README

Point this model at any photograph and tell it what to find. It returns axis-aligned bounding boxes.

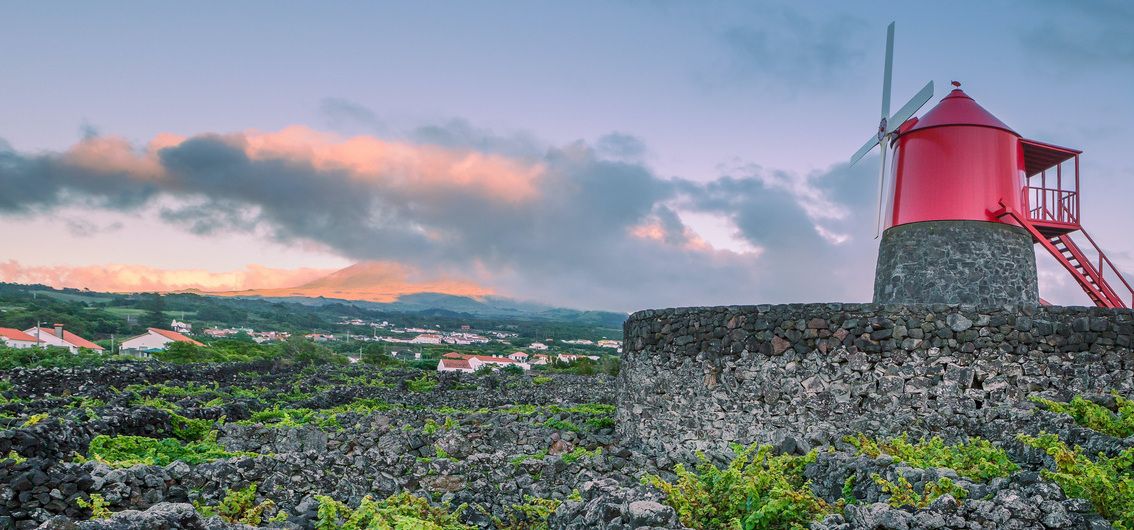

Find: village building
[410,333,443,344]
[23,325,104,353]
[507,351,529,362]
[528,342,548,350]
[437,357,474,373]
[436,352,529,372]
[530,354,550,365]
[170,320,192,334]
[0,328,39,349]
[557,353,599,363]
[121,327,203,354]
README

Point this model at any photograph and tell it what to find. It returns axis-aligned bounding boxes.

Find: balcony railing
[1023,153,1080,228]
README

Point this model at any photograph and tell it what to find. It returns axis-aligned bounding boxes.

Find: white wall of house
[121,331,174,352]
[22,329,78,353]
[0,337,37,349]
[437,359,474,373]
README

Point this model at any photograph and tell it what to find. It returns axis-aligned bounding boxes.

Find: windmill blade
[875,142,890,239]
[885,80,934,134]
[850,135,880,165]
[881,22,895,120]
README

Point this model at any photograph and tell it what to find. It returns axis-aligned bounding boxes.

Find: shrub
[21,412,49,428]
[76,493,112,519]
[561,446,601,464]
[314,492,472,530]
[1031,394,1134,438]
[846,433,1017,481]
[872,475,968,509]
[195,483,276,526]
[86,432,256,467]
[4,450,27,464]
[1019,433,1134,529]
[543,418,581,433]
[407,373,439,393]
[532,376,552,385]
[643,444,831,529]
[487,496,561,530]
[170,414,214,442]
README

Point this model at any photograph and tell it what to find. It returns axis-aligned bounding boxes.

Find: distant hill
[227,292,626,328]
[203,262,627,327]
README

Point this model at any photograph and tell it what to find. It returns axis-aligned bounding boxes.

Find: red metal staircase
[1000,206,1132,308]
[993,140,1133,308]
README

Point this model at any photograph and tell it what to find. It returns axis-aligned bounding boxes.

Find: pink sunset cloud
[0,260,334,293]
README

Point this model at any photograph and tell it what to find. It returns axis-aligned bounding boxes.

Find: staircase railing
[1073,228,1134,308]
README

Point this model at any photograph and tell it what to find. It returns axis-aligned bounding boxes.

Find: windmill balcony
[1020,139,1081,237]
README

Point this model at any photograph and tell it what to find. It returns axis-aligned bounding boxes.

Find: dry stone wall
[618,303,1134,457]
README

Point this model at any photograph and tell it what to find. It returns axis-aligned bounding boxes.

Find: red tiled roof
[30,327,104,351]
[149,328,204,346]
[439,358,472,369]
[0,328,38,342]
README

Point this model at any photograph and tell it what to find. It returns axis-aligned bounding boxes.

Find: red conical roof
[907,88,1018,136]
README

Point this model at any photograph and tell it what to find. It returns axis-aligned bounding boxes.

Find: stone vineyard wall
[617,303,1134,457]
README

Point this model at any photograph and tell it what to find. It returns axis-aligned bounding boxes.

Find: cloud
[0,260,334,293]
[1019,0,1134,71]
[63,218,123,237]
[320,97,385,134]
[714,8,868,90]
[0,122,881,310]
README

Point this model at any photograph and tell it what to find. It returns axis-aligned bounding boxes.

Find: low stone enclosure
[5,305,1134,529]
[618,303,1134,458]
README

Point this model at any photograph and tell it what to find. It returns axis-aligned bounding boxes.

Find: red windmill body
[855,24,1132,307]
[885,86,1132,307]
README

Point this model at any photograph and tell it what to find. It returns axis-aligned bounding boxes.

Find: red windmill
[852,23,1132,308]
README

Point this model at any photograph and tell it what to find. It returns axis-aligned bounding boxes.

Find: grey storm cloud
[1019,0,1134,70]
[0,124,881,311]
[716,8,868,89]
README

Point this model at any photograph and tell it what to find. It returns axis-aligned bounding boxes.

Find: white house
[528,342,548,351]
[530,354,550,365]
[170,320,192,334]
[557,353,599,363]
[437,357,475,373]
[436,352,529,372]
[121,328,203,353]
[411,333,443,344]
[0,328,39,349]
[22,325,104,353]
[507,351,529,362]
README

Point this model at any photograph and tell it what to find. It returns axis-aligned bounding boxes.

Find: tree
[361,343,392,366]
[143,293,167,329]
[279,336,344,365]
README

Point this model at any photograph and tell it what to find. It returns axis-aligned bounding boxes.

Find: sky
[0,1,1132,312]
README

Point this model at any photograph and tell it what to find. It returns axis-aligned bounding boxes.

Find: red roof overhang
[1021,138,1081,177]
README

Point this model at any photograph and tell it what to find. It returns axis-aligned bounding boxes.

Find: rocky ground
[0,361,1127,529]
